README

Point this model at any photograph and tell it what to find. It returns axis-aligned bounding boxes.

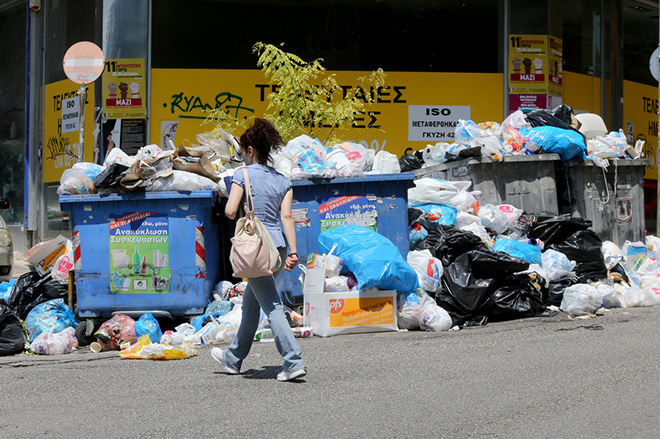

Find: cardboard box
[303,270,398,337]
[26,235,70,275]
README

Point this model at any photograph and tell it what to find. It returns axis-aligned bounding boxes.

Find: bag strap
[241,167,255,215]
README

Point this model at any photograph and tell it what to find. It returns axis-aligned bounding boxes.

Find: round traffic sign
[62,41,105,85]
[650,47,659,82]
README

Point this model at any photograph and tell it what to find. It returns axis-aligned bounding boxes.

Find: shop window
[152,0,502,73]
[0,3,26,225]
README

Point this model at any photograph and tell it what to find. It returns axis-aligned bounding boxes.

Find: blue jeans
[224,248,305,372]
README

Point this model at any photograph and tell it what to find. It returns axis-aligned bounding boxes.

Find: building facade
[0,0,658,251]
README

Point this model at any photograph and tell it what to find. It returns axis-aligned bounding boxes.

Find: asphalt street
[1,304,659,439]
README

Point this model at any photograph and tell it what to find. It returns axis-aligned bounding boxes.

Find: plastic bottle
[132,246,141,274]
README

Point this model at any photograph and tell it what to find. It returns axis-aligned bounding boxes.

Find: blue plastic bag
[25,298,78,343]
[205,300,233,317]
[526,126,587,160]
[134,312,162,344]
[318,225,420,294]
[493,239,542,265]
[0,279,16,303]
[415,204,457,225]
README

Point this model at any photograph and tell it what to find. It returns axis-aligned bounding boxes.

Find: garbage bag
[30,327,78,355]
[619,286,656,308]
[477,204,509,234]
[0,303,25,356]
[528,214,591,246]
[399,152,424,172]
[134,313,162,345]
[397,290,436,330]
[560,284,604,315]
[487,274,546,320]
[407,250,443,293]
[93,163,129,188]
[493,238,542,265]
[318,225,420,294]
[205,300,234,317]
[57,167,96,195]
[8,272,68,320]
[94,314,137,350]
[526,126,587,161]
[373,150,401,173]
[544,277,578,305]
[0,279,16,303]
[419,302,453,331]
[504,212,538,238]
[415,224,487,267]
[526,105,580,132]
[25,298,78,343]
[444,146,481,162]
[541,249,577,282]
[413,204,457,225]
[438,250,529,324]
[547,230,608,283]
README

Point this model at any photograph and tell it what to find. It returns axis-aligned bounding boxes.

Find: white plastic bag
[621,240,648,271]
[592,283,621,308]
[104,147,136,167]
[397,291,436,330]
[455,212,482,228]
[147,170,218,191]
[372,150,401,174]
[421,142,451,165]
[497,205,522,225]
[215,305,243,343]
[601,240,625,270]
[560,284,604,316]
[406,249,443,293]
[325,276,349,292]
[30,327,78,355]
[477,204,509,234]
[419,302,453,332]
[408,178,472,207]
[541,249,577,282]
[646,235,660,257]
[619,287,656,308]
[57,168,95,195]
[446,190,480,215]
[501,110,531,130]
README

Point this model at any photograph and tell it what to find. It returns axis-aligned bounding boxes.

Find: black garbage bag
[528,214,592,246]
[0,303,25,356]
[503,212,539,238]
[487,274,547,321]
[544,277,578,306]
[415,225,486,266]
[547,230,608,283]
[7,272,68,320]
[444,146,482,162]
[434,250,530,326]
[526,104,581,133]
[399,152,424,172]
[94,163,130,188]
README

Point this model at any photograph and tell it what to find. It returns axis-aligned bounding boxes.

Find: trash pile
[399,105,645,172]
[56,128,404,197]
[400,175,660,329]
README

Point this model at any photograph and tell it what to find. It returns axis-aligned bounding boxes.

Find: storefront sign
[408,105,471,142]
[43,80,95,183]
[61,97,80,134]
[623,80,659,180]
[109,212,171,294]
[103,58,146,119]
[150,69,504,157]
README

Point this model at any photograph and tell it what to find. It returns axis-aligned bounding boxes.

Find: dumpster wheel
[75,320,98,347]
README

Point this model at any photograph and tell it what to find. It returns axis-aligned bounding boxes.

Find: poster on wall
[318,196,378,233]
[103,58,146,119]
[150,69,504,157]
[109,212,171,294]
[508,34,563,114]
[43,80,95,183]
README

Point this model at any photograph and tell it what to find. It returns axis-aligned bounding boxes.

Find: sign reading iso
[408,105,471,142]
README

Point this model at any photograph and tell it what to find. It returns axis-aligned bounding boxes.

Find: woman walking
[211,118,306,382]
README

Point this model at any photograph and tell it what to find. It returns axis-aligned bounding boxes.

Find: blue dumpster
[59,191,220,319]
[276,173,416,307]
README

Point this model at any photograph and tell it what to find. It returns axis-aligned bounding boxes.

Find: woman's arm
[224,183,244,220]
[280,189,298,271]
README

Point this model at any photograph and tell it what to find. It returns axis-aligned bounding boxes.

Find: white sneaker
[211,348,240,375]
[277,368,307,382]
